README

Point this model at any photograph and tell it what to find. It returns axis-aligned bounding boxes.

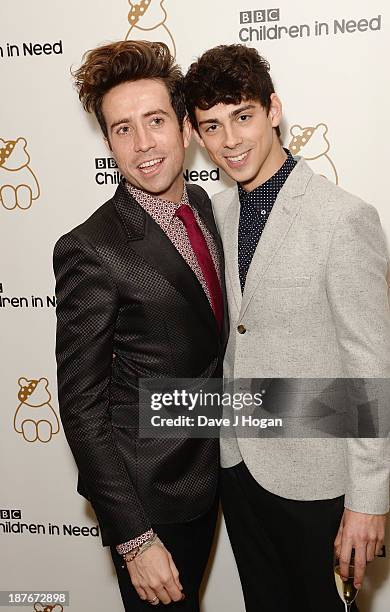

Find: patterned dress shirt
[238,149,297,292]
[128,183,221,303]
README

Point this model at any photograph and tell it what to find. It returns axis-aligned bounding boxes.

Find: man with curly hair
[184,44,390,611]
[54,40,227,611]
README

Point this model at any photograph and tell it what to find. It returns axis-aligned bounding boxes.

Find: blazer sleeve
[53,230,152,544]
[326,200,390,514]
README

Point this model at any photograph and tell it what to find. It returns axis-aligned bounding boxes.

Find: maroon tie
[175,204,223,331]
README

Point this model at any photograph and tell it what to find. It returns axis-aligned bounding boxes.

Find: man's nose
[133,126,156,152]
[223,125,243,149]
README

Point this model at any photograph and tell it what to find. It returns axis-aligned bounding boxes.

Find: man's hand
[126,540,184,605]
[334,508,387,589]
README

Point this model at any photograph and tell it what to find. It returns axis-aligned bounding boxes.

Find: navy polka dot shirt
[238,149,297,292]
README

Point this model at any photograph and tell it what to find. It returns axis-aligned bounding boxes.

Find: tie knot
[175,203,196,226]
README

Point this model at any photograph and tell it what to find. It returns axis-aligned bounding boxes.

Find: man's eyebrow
[110,109,170,131]
[110,117,131,130]
[143,108,170,119]
[230,104,256,117]
[198,104,257,126]
[198,117,220,127]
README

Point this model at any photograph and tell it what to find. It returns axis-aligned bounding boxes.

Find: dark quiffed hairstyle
[73,40,186,138]
[184,44,279,136]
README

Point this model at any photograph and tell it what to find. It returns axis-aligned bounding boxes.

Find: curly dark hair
[184,44,279,136]
[73,40,186,138]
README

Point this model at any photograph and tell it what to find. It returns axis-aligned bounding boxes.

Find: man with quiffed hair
[54,40,227,611]
[184,44,390,612]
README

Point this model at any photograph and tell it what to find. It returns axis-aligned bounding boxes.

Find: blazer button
[237,324,246,334]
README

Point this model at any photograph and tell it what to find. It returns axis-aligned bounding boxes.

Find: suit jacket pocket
[257,276,312,316]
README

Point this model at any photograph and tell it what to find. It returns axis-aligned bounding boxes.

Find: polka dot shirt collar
[237,149,297,292]
[238,148,296,208]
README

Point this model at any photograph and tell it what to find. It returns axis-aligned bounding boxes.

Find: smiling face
[102,78,190,202]
[194,94,285,191]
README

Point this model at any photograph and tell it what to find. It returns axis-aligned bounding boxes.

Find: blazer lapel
[113,181,218,335]
[240,159,313,320]
[221,188,242,315]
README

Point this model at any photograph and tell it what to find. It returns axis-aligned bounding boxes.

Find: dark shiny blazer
[54,181,228,546]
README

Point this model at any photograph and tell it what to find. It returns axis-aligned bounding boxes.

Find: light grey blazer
[212,158,390,514]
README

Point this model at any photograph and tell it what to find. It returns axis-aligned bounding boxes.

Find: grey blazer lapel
[221,187,242,314]
[240,158,313,319]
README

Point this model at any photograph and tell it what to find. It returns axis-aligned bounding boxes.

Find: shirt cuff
[116,528,154,555]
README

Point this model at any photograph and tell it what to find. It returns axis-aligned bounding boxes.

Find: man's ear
[269,93,283,128]
[192,128,206,149]
[104,136,112,152]
[182,116,192,149]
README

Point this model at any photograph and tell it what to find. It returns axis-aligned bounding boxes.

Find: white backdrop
[1,1,389,610]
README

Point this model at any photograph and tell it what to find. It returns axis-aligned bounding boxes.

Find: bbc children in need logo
[0,40,63,59]
[94,156,220,186]
[0,508,99,538]
[238,8,382,42]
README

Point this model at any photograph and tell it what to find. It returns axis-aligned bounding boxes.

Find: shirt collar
[238,148,296,205]
[126,182,189,231]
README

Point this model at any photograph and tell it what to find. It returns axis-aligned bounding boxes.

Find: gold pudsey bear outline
[288,123,338,185]
[125,0,176,58]
[14,377,60,444]
[0,137,41,210]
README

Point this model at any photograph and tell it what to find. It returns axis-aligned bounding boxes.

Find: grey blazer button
[237,324,246,334]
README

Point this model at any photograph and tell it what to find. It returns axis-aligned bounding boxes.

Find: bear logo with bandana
[288,123,338,184]
[0,137,40,210]
[14,377,60,443]
[125,0,176,58]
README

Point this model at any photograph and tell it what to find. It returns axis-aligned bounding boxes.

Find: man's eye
[117,126,130,135]
[238,114,250,122]
[151,117,164,126]
[206,124,218,133]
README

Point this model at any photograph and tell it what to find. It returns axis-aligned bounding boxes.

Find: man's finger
[134,585,148,601]
[144,586,162,606]
[167,554,183,591]
[334,512,345,560]
[150,598,160,606]
[353,546,367,589]
[334,525,343,559]
[163,576,184,602]
[339,540,353,581]
[155,586,172,605]
[375,542,385,556]
[366,540,376,563]
[128,567,148,601]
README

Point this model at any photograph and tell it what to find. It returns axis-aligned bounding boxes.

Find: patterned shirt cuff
[116,529,154,555]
